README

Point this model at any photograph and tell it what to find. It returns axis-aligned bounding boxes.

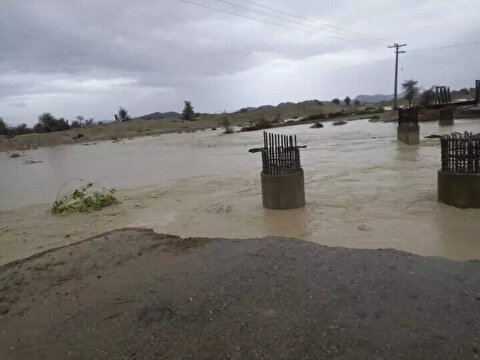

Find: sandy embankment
[0,100,394,152]
[0,118,221,151]
[1,228,479,359]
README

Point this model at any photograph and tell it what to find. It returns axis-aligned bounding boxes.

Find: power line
[180,0,382,44]
[408,40,480,53]
[211,0,379,43]
[180,0,327,36]
[235,0,384,43]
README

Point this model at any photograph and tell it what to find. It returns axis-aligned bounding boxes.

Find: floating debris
[22,159,43,165]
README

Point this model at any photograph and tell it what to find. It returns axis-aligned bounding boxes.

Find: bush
[118,107,130,121]
[51,183,118,214]
[331,98,341,105]
[10,123,32,136]
[419,89,435,107]
[221,116,233,134]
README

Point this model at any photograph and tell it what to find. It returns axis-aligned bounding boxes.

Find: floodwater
[1,119,480,263]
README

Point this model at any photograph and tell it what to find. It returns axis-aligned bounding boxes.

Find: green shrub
[52,183,118,214]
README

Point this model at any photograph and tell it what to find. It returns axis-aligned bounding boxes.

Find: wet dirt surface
[1,228,480,359]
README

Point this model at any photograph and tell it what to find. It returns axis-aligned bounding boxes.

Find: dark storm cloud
[0,0,479,124]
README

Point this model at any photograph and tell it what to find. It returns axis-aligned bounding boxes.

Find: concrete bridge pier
[437,133,480,208]
[397,108,420,145]
[439,108,454,126]
[397,125,420,145]
[261,170,305,210]
[438,171,480,208]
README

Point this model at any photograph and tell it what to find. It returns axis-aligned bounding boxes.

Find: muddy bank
[1,228,480,359]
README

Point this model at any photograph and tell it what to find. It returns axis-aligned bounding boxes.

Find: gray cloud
[7,101,27,108]
[0,0,479,125]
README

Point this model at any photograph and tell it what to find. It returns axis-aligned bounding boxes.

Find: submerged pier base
[439,108,454,126]
[398,108,420,145]
[261,170,305,210]
[397,125,420,145]
[438,171,480,208]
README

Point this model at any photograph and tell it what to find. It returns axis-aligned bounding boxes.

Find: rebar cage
[249,132,304,175]
[440,132,480,174]
[398,107,419,127]
[435,86,452,105]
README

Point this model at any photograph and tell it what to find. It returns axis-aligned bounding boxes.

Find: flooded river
[1,119,480,263]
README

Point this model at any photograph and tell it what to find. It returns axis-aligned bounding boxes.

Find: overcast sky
[1,0,479,125]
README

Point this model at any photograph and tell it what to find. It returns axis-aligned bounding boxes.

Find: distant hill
[137,111,181,120]
[354,94,394,104]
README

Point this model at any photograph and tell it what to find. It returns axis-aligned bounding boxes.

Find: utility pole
[388,43,407,109]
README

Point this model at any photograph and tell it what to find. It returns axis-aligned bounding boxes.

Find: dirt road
[1,228,480,359]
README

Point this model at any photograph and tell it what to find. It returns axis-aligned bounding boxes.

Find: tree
[53,118,70,132]
[0,117,8,135]
[354,100,361,106]
[38,112,57,132]
[401,79,419,107]
[344,96,351,106]
[419,88,435,107]
[118,107,130,121]
[84,118,95,126]
[182,101,195,120]
[75,116,84,125]
[331,98,341,105]
[35,113,70,132]
[70,120,82,128]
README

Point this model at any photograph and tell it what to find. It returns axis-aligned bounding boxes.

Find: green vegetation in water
[52,183,118,214]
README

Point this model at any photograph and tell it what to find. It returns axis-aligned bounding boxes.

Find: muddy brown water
[1,119,480,262]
